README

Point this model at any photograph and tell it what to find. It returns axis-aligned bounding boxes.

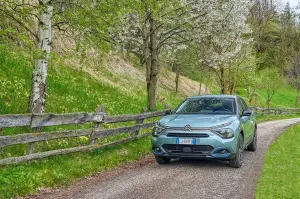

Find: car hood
[158,114,238,128]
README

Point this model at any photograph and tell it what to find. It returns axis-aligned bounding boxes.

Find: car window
[240,98,249,109]
[237,98,244,115]
[176,97,236,115]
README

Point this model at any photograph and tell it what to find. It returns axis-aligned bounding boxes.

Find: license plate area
[176,138,196,145]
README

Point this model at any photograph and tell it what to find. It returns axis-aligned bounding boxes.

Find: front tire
[229,135,244,168]
[247,128,257,152]
[155,156,171,164]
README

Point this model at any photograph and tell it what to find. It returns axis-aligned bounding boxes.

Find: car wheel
[155,156,171,164]
[247,128,257,152]
[229,134,244,168]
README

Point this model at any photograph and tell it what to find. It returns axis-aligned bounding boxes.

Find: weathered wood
[104,110,166,123]
[0,114,32,128]
[91,122,155,139]
[90,105,105,144]
[0,145,97,166]
[134,108,147,136]
[27,142,35,154]
[31,112,105,128]
[0,110,162,129]
[0,132,151,166]
[0,129,92,147]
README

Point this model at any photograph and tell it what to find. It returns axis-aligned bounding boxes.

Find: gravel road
[32,118,300,199]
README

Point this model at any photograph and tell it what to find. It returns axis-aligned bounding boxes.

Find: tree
[28,0,53,113]
[195,0,252,94]
[117,0,192,110]
[261,67,281,109]
[287,52,300,107]
[280,4,300,107]
[0,0,120,113]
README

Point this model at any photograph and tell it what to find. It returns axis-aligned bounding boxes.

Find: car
[151,95,257,168]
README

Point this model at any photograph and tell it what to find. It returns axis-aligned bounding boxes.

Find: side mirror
[165,110,173,115]
[242,109,253,116]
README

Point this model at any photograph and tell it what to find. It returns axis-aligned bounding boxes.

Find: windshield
[175,97,236,115]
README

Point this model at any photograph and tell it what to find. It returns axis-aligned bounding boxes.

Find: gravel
[29,118,300,199]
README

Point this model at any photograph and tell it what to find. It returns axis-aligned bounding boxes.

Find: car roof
[188,94,238,99]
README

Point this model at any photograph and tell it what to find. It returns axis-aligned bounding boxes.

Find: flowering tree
[195,0,252,94]
[117,0,193,110]
[117,0,222,110]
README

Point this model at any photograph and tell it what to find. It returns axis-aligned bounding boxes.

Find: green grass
[256,124,300,199]
[236,83,299,108]
[256,114,300,123]
[0,136,152,199]
[0,46,182,198]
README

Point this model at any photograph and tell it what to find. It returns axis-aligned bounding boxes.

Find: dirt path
[27,118,300,199]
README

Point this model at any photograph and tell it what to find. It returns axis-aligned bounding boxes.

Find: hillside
[0,46,205,117]
[1,45,298,118]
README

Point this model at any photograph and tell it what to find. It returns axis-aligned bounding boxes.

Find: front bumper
[152,134,238,160]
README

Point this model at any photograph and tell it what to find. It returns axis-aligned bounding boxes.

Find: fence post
[134,107,147,137]
[262,106,265,116]
[164,104,170,110]
[28,115,37,155]
[90,105,105,145]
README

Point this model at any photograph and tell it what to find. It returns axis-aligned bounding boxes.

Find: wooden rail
[250,107,300,115]
[0,105,168,166]
[1,106,298,166]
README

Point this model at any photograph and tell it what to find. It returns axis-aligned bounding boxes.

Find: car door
[240,98,255,140]
[238,98,252,144]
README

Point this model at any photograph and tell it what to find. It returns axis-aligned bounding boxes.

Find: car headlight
[211,128,234,139]
[152,125,166,137]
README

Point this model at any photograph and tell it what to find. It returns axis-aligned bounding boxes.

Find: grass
[236,83,299,108]
[0,46,182,198]
[256,114,300,123]
[0,136,152,199]
[256,124,300,199]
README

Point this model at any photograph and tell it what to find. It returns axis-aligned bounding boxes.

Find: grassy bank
[0,46,182,198]
[256,124,300,199]
[0,136,152,198]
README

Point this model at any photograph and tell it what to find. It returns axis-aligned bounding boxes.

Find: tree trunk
[28,0,52,113]
[175,69,180,93]
[205,84,208,94]
[199,82,202,95]
[296,87,299,108]
[220,67,226,94]
[228,66,234,94]
[229,84,234,94]
[147,14,159,111]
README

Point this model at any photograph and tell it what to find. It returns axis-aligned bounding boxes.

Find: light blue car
[152,95,257,168]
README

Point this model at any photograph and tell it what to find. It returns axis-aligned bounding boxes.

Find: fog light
[217,149,229,154]
[153,147,161,152]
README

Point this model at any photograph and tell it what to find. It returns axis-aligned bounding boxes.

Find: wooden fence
[1,106,299,166]
[0,105,169,166]
[250,107,300,115]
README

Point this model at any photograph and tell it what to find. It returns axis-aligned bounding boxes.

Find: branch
[0,8,38,41]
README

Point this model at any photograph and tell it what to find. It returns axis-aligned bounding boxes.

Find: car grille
[166,133,209,138]
[162,144,213,155]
